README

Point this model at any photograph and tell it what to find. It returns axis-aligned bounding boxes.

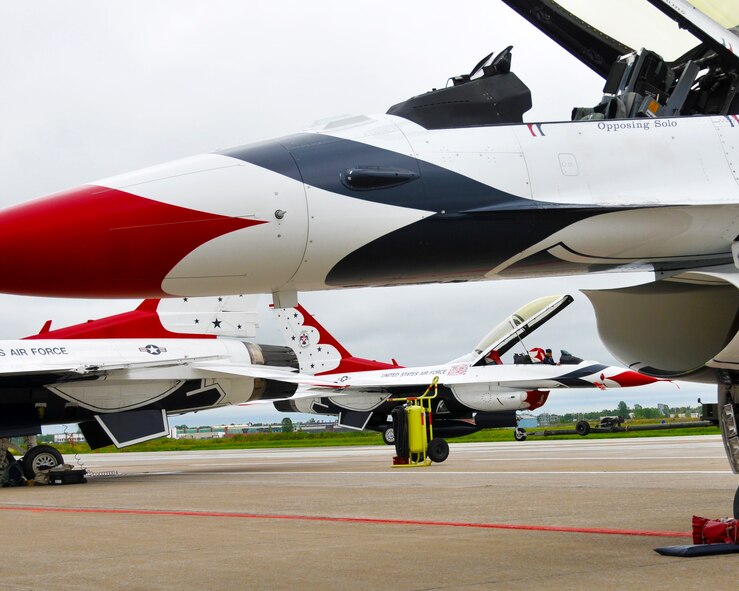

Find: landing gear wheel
[734,485,739,520]
[427,438,450,463]
[514,427,527,441]
[575,421,591,436]
[381,426,395,446]
[22,445,63,480]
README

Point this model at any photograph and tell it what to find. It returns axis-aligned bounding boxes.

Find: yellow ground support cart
[390,377,450,467]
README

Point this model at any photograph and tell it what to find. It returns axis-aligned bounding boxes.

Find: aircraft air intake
[584,270,739,381]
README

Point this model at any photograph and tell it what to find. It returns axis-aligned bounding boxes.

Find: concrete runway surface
[2,435,739,590]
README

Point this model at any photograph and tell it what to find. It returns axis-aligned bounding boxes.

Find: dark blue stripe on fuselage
[219,133,625,286]
[553,364,608,387]
[221,132,534,212]
[221,137,304,182]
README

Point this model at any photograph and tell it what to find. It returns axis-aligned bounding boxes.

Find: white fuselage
[109,115,739,294]
[1,113,736,299]
[287,359,648,414]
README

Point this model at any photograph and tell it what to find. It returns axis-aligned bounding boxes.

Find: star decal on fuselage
[140,344,167,355]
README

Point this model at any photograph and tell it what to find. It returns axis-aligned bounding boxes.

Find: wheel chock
[655,543,739,557]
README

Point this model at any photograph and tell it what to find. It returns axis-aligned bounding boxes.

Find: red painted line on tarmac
[0,505,690,538]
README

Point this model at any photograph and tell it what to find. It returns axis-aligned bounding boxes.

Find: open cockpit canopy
[386,1,737,128]
[501,0,739,117]
[502,0,738,74]
[468,294,574,366]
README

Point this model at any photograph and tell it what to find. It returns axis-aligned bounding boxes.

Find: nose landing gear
[21,445,64,480]
[0,437,66,486]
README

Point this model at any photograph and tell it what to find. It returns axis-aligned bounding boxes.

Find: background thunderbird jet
[0,296,300,479]
[236,295,662,447]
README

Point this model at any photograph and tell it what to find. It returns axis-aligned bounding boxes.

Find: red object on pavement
[692,516,739,544]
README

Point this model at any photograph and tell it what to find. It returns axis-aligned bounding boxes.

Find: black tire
[575,420,591,436]
[734,485,739,520]
[391,406,409,458]
[22,445,63,479]
[514,428,527,442]
[427,438,450,463]
[381,426,395,446]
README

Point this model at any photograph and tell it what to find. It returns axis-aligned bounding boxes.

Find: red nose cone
[608,370,661,387]
[0,185,263,297]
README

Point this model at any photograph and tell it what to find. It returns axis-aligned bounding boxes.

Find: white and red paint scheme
[0,293,658,472]
[0,2,735,388]
[0,1,737,454]
[261,295,661,436]
[0,296,299,465]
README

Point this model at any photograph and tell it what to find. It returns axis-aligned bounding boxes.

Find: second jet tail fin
[273,304,401,375]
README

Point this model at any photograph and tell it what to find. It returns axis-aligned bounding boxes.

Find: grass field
[51,423,721,455]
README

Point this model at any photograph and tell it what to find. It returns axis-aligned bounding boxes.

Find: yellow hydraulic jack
[390,377,450,467]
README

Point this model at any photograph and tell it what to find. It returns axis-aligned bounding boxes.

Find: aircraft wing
[78,355,229,375]
[194,363,342,387]
[0,354,230,378]
[0,363,84,377]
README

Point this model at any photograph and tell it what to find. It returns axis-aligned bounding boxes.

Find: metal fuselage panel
[282,360,638,418]
[1,114,737,298]
[167,114,739,288]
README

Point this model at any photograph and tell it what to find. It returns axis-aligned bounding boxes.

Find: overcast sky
[0,2,702,428]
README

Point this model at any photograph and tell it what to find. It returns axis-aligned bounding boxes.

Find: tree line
[547,402,703,424]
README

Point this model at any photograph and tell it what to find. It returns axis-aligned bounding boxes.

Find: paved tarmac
[2,435,739,590]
